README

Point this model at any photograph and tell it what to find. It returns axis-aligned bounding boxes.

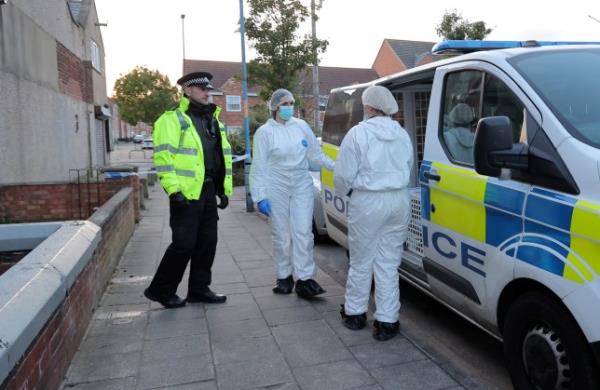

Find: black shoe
[373,320,400,341]
[187,288,227,304]
[144,288,186,309]
[295,279,326,299]
[340,305,366,330]
[273,275,294,294]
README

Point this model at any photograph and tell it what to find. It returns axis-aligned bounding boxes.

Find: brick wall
[212,79,261,128]
[1,189,136,390]
[56,42,92,103]
[0,175,140,223]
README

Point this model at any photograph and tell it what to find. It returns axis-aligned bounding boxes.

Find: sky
[95,0,600,95]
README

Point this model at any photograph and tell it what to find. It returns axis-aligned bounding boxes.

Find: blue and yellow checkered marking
[419,160,600,284]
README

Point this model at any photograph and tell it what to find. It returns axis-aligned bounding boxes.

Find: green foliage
[250,103,271,135]
[245,0,329,101]
[113,66,177,126]
[436,10,492,40]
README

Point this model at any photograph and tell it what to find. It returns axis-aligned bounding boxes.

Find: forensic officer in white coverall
[334,85,414,341]
[250,89,335,298]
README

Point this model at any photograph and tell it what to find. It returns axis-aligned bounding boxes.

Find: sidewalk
[62,185,464,390]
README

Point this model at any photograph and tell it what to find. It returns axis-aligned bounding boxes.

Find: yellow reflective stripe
[225,168,233,175]
[155,165,174,172]
[178,147,197,156]
[430,162,487,242]
[176,169,195,178]
[223,147,232,155]
[565,199,600,283]
[154,144,178,154]
[321,143,338,188]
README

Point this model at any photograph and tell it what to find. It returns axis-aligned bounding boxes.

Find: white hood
[334,116,414,195]
[361,116,403,141]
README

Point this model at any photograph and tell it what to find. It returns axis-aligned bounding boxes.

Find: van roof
[329,44,600,94]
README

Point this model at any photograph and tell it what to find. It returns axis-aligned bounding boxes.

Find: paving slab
[62,185,462,390]
[136,353,214,390]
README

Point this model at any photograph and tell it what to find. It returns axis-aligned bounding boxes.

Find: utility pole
[239,0,254,212]
[311,0,320,134]
[181,14,186,67]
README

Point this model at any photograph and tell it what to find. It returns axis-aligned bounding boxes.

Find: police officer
[144,72,233,308]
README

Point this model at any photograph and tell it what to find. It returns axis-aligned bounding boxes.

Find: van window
[482,74,525,143]
[441,71,526,165]
[440,71,483,164]
[322,87,365,146]
[509,49,600,148]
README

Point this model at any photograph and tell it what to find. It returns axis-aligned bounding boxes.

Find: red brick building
[182,39,436,133]
[372,39,436,77]
[183,59,378,132]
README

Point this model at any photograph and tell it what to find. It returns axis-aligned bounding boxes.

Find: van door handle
[424,171,441,182]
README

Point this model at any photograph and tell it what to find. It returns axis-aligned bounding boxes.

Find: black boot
[187,288,227,304]
[144,288,186,309]
[295,279,326,299]
[373,320,400,341]
[273,275,295,294]
[340,305,367,330]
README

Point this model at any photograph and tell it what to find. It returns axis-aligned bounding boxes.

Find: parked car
[142,137,153,149]
[320,40,600,389]
[133,134,144,143]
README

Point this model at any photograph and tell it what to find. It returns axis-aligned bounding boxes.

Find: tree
[245,0,329,101]
[113,66,177,126]
[436,10,492,40]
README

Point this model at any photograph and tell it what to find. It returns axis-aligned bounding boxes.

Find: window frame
[438,69,485,167]
[90,39,102,72]
[226,95,242,112]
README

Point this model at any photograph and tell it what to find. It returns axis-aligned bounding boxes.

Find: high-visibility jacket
[153,97,233,200]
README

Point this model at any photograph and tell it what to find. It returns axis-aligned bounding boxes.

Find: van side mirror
[474,116,529,177]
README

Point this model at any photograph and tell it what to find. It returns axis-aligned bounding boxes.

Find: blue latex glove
[257,199,272,217]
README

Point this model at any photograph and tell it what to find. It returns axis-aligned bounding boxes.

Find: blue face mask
[278,105,294,121]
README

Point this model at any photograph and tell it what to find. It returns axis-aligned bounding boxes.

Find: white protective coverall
[334,115,414,323]
[250,117,335,280]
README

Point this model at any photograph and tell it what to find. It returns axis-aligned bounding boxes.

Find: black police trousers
[148,180,218,297]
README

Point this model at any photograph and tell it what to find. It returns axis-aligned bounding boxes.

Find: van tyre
[503,291,600,390]
[312,220,326,244]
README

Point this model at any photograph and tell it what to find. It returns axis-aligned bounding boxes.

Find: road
[314,239,513,390]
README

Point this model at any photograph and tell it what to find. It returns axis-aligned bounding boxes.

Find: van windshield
[509,49,600,148]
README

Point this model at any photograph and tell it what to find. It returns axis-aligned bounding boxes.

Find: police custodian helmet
[177,72,214,90]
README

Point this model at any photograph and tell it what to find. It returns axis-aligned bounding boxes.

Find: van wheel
[503,291,600,390]
[312,220,326,244]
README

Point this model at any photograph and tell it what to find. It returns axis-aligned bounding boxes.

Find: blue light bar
[431,40,600,55]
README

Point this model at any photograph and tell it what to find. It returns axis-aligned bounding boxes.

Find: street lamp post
[239,0,254,212]
[590,15,600,24]
[181,14,186,66]
[311,0,320,134]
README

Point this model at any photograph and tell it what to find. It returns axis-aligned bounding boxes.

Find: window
[510,49,600,148]
[318,95,329,111]
[440,70,527,166]
[90,40,101,72]
[321,87,365,146]
[440,71,483,165]
[226,95,241,112]
[227,126,242,134]
[481,74,526,143]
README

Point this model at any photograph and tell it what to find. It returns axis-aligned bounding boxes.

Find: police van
[319,41,600,390]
